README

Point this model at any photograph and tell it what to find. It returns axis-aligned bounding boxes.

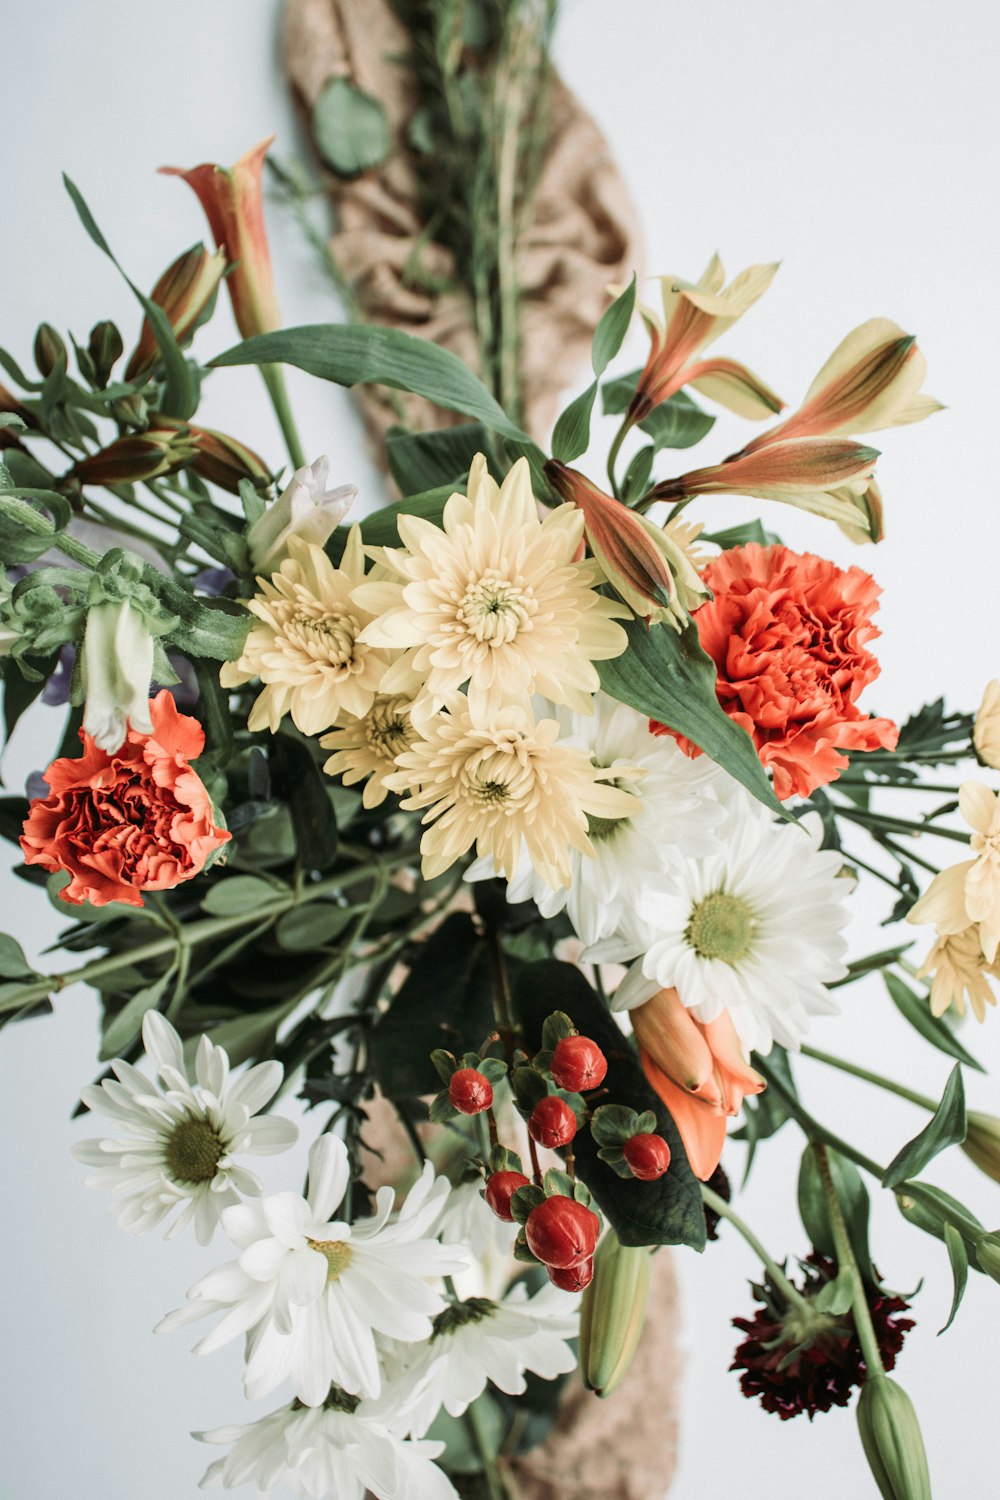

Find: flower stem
[261,363,305,471]
[831,802,970,845]
[465,1396,506,1500]
[800,1044,936,1112]
[700,1184,814,1317]
[813,1142,887,1380]
[606,419,630,498]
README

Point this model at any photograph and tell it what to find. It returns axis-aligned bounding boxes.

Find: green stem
[753,1056,886,1181]
[800,1045,936,1112]
[606,419,630,498]
[831,803,970,844]
[813,1143,887,1379]
[261,363,305,471]
[465,1397,506,1500]
[700,1184,814,1317]
[835,776,963,795]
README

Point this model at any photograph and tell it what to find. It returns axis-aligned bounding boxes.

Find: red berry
[548,1256,594,1292]
[550,1034,608,1093]
[484,1170,531,1222]
[448,1067,493,1115]
[528,1095,578,1149]
[525,1195,600,1268]
[623,1132,671,1181]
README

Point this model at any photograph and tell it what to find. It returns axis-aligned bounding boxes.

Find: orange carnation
[20,691,229,908]
[653,542,897,799]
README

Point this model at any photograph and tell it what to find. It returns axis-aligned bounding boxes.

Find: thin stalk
[831,803,971,845]
[465,1387,506,1500]
[753,1055,885,1182]
[835,776,963,795]
[813,1143,887,1379]
[261,363,305,471]
[800,1044,936,1112]
[700,1184,814,1317]
[606,418,629,498]
[839,845,908,893]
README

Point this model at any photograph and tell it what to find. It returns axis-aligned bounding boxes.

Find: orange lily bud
[70,428,200,486]
[632,987,764,1180]
[160,138,279,341]
[187,425,271,495]
[544,459,709,629]
[125,244,227,381]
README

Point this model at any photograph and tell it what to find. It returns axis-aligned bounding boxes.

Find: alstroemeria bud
[528,1095,578,1149]
[961,1111,1000,1184]
[856,1377,932,1500]
[622,1132,671,1180]
[550,1034,607,1093]
[448,1068,493,1115]
[484,1170,530,1222]
[186,424,271,496]
[974,681,1000,772]
[70,428,199,486]
[973,1231,1000,1282]
[80,599,155,753]
[125,243,227,381]
[579,1232,652,1397]
[651,437,880,513]
[549,1257,594,1292]
[160,139,279,341]
[87,321,124,390]
[544,459,710,630]
[247,457,356,575]
[34,323,67,378]
[525,1195,600,1268]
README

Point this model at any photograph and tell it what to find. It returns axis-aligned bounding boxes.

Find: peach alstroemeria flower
[160,138,279,340]
[544,459,710,629]
[629,255,783,426]
[125,243,227,380]
[631,986,764,1180]
[907,781,1000,964]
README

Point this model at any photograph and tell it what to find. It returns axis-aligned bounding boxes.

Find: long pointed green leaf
[884,971,984,1072]
[939,1223,969,1334]
[592,275,636,376]
[882,1065,967,1188]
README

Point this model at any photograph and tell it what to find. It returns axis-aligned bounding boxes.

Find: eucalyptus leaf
[313,78,391,178]
[200,874,283,917]
[211,325,528,441]
[882,1065,966,1188]
[883,971,984,1072]
[597,617,782,816]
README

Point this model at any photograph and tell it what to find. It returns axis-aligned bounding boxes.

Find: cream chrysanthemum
[916,926,1000,1022]
[321,694,416,809]
[353,455,629,720]
[220,529,391,737]
[907,781,1000,962]
[386,695,640,887]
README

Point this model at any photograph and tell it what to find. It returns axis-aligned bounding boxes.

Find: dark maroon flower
[730,1254,914,1421]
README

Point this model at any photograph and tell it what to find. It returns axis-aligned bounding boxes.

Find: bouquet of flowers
[2,10,998,1498]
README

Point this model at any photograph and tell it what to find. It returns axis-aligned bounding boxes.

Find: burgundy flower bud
[525,1196,600,1269]
[550,1034,608,1093]
[448,1067,493,1115]
[623,1132,672,1181]
[528,1095,578,1149]
[484,1170,531,1223]
[549,1256,594,1292]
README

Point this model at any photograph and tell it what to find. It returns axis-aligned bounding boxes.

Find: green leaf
[270,735,339,874]
[211,325,528,441]
[940,1222,969,1334]
[597,617,782,816]
[621,443,655,503]
[513,960,706,1250]
[814,1267,855,1315]
[798,1143,875,1281]
[0,934,36,980]
[883,971,984,1072]
[701,520,783,550]
[385,424,493,496]
[200,874,283,916]
[602,372,716,449]
[274,902,355,952]
[590,1103,641,1148]
[882,1065,966,1188]
[99,970,173,1060]
[592,275,636,376]
[328,483,455,564]
[733,1044,796,1180]
[426,1391,508,1475]
[550,380,599,464]
[312,78,391,177]
[191,657,233,770]
[3,655,57,744]
[370,913,494,1097]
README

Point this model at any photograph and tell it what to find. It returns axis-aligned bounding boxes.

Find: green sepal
[510,1183,546,1224]
[430,1048,458,1085]
[477,1056,508,1085]
[511,1065,548,1112]
[513,1229,540,1264]
[541,1010,577,1051]
[543,1168,575,1199]
[429,1089,459,1124]
[488,1144,524,1175]
[590,1102,642,1148]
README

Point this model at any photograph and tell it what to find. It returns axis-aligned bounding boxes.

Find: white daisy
[467,695,727,944]
[156,1136,469,1404]
[197,1382,456,1499]
[395,1280,580,1435]
[597,805,850,1053]
[435,1177,517,1301]
[72,1012,297,1244]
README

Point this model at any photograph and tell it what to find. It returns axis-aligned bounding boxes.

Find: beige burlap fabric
[282,0,643,448]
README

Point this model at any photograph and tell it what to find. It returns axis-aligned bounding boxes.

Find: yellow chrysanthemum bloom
[320,694,416,809]
[353,455,629,721]
[906,781,1000,963]
[916,926,1000,1023]
[220,528,391,737]
[385,695,641,888]
[974,680,1000,771]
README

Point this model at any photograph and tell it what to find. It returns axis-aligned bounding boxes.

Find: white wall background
[2,2,999,1496]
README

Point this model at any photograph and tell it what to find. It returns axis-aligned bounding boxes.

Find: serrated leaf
[940,1222,968,1334]
[313,78,391,177]
[883,971,984,1071]
[592,275,636,376]
[882,1065,966,1188]
[211,325,528,441]
[598,616,782,816]
[550,379,598,464]
[201,874,282,916]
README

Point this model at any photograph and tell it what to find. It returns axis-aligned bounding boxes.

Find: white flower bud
[247,456,355,576]
[81,599,154,753]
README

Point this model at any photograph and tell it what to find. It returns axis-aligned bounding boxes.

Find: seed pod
[579,1231,652,1398]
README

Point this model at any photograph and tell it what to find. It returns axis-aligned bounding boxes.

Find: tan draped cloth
[283,5,679,1492]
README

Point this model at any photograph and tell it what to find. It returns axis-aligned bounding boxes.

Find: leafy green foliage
[882,1065,966,1188]
[269,734,339,875]
[602,372,716,449]
[512,959,706,1250]
[883,971,984,1072]
[733,1045,796,1180]
[385,424,495,496]
[798,1143,876,1283]
[312,79,391,177]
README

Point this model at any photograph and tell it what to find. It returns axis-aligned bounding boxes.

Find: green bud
[962,1111,1000,1185]
[34,323,67,378]
[87,321,124,390]
[973,1231,1000,1282]
[856,1377,931,1500]
[578,1231,651,1398]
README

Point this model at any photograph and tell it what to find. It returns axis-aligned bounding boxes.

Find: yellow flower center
[309,1238,354,1281]
[686,891,755,963]
[365,696,412,761]
[164,1119,225,1184]
[460,739,535,812]
[456,570,536,645]
[285,607,361,671]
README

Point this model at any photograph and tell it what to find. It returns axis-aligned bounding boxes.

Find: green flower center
[365,696,412,760]
[458,570,535,644]
[686,891,755,963]
[586,774,636,843]
[164,1119,225,1184]
[431,1296,498,1341]
[309,1238,353,1281]
[293,1385,361,1415]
